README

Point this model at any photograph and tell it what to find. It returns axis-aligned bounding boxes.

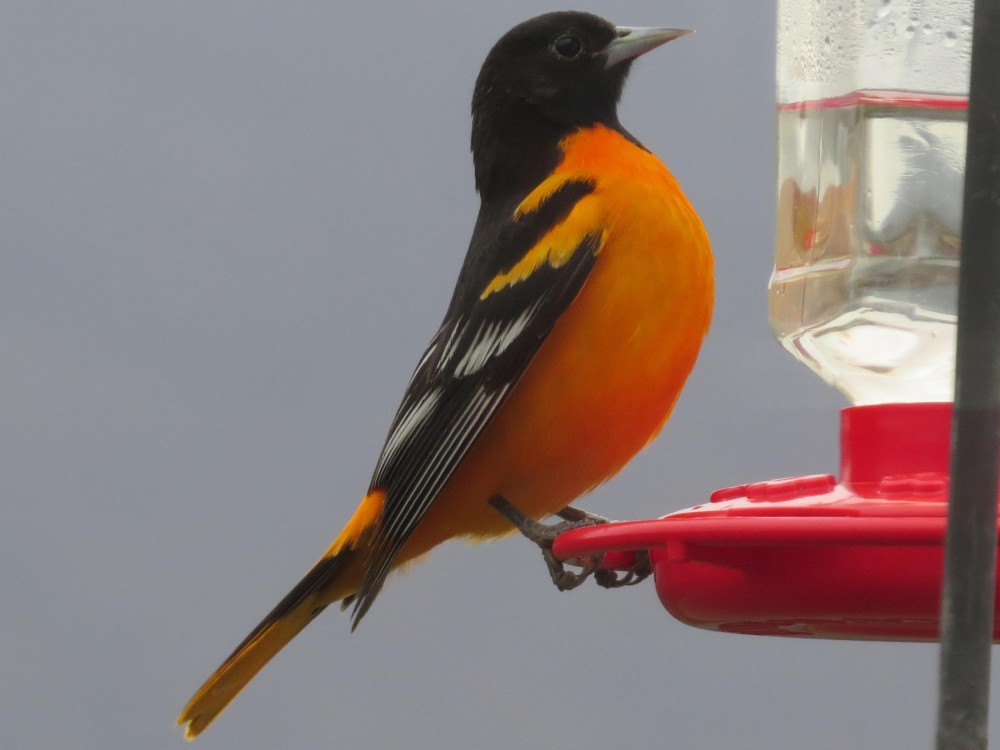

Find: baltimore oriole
[178,11,713,738]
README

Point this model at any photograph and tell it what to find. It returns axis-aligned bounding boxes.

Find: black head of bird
[470,11,689,198]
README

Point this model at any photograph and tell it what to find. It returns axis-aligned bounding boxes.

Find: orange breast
[399,125,713,559]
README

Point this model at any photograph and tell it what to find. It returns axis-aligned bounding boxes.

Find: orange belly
[399,127,714,561]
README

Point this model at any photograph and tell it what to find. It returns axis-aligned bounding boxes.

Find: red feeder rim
[552,402,1000,641]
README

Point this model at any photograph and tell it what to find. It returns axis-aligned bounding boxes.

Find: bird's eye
[551,34,584,60]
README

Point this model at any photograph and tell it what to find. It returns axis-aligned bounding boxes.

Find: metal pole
[936,1,1000,748]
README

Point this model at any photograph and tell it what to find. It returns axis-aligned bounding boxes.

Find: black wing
[350,178,602,625]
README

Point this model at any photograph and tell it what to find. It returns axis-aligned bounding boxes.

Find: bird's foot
[489,495,612,591]
[594,549,652,588]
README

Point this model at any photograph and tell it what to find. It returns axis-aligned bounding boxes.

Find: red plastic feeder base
[552,402,1000,641]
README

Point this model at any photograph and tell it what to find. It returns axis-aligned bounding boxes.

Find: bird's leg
[554,505,610,524]
[489,495,608,591]
[492,497,653,590]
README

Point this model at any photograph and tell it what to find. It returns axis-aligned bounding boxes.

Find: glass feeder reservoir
[769,0,970,405]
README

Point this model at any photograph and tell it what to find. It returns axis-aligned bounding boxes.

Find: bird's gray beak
[603,26,692,69]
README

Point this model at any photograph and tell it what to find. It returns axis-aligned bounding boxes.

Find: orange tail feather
[177,548,357,739]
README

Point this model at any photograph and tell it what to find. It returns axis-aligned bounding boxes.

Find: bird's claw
[491,495,635,591]
[594,549,652,588]
[543,548,601,591]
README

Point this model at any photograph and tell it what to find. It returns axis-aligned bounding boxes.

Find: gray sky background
[4,2,993,749]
